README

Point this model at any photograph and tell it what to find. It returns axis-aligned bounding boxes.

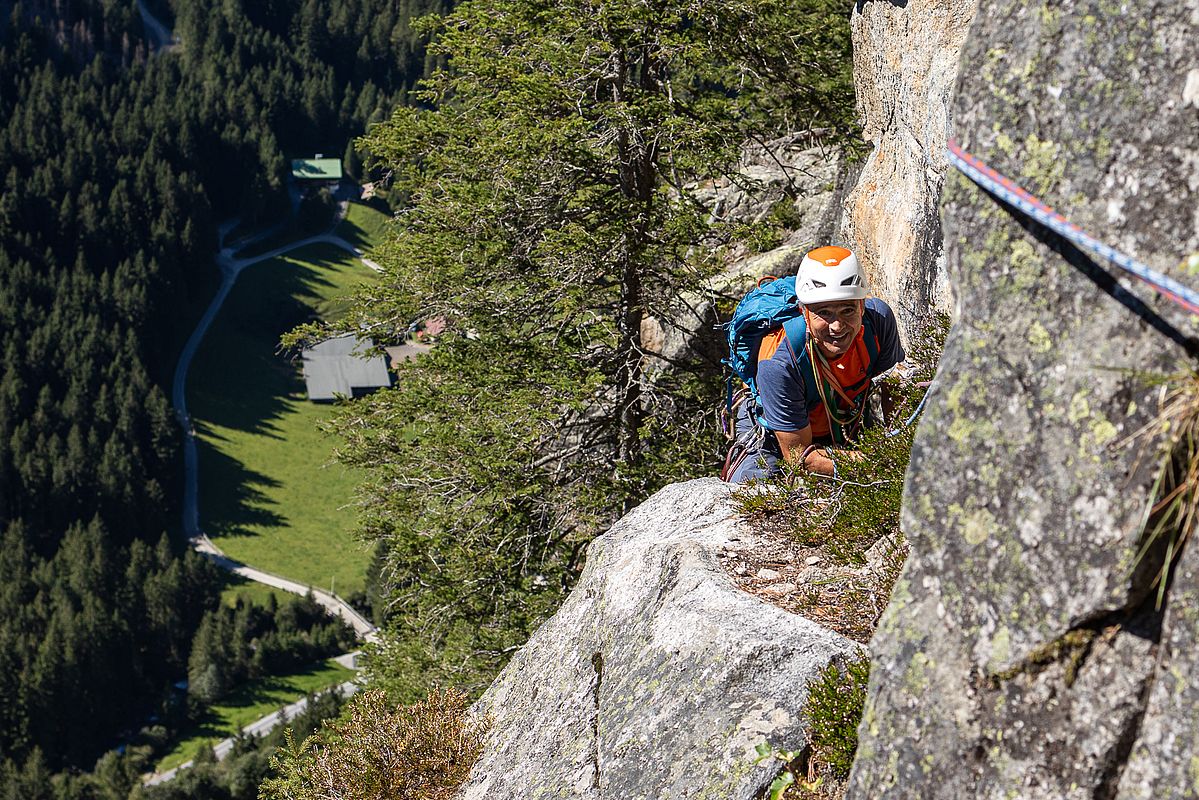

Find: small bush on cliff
[750,655,870,800]
[1131,363,1199,606]
[259,688,488,800]
[732,437,911,643]
[737,315,947,559]
[789,316,947,554]
[805,653,870,780]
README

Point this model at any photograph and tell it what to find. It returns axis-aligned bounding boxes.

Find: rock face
[460,478,863,800]
[691,132,844,247]
[849,2,1199,798]
[841,0,978,338]
[642,135,848,366]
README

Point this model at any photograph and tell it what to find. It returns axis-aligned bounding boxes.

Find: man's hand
[776,427,858,477]
[874,361,911,425]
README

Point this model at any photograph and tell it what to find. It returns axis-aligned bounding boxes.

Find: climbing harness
[720,396,768,482]
[947,139,1199,317]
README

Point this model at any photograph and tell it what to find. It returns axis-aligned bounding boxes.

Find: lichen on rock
[847,0,1199,797]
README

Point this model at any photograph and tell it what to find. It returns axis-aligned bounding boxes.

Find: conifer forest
[0,0,444,793]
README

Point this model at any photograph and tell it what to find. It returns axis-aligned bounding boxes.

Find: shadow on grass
[191,245,351,437]
[218,574,289,612]
[196,425,287,537]
[173,706,227,753]
[229,662,332,708]
[165,661,343,767]
[188,244,368,540]
[234,223,308,259]
[335,218,371,251]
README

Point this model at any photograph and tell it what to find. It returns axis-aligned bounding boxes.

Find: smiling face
[804,299,864,358]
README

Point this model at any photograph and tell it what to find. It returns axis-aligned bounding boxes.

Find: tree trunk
[610,42,661,493]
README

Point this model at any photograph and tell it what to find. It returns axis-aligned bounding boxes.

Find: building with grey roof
[301,335,391,401]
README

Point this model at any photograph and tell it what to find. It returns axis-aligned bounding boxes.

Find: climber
[725,245,906,483]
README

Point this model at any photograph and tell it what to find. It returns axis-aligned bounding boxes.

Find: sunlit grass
[188,242,378,594]
[155,658,354,772]
[218,572,286,609]
[335,200,391,253]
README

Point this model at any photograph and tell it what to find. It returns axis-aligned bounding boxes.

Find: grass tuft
[804,653,870,780]
[1130,368,1199,607]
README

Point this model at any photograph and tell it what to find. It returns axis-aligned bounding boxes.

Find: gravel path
[171,221,384,639]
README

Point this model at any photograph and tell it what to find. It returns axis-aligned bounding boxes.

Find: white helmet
[795,246,869,304]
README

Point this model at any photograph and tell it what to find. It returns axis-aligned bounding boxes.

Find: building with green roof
[290,156,343,185]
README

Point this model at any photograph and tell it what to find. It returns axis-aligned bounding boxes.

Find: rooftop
[301,335,390,401]
[291,157,343,182]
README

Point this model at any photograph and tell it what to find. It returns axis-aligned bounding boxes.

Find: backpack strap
[751,307,881,431]
[862,311,879,369]
[779,315,820,414]
[784,310,882,413]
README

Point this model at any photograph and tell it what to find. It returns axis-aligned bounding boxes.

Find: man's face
[805,300,864,358]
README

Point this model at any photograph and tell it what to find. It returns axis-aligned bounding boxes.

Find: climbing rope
[947,138,1199,317]
[805,333,868,444]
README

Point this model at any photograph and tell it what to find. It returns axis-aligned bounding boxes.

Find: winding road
[134,0,384,784]
[172,224,383,638]
[153,212,385,784]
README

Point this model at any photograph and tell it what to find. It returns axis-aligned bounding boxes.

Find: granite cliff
[457,1,1199,797]
[460,480,863,799]
[849,1,1199,797]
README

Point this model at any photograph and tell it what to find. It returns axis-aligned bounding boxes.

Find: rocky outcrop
[691,132,844,246]
[461,478,863,800]
[849,1,1199,798]
[841,0,978,338]
[642,135,847,366]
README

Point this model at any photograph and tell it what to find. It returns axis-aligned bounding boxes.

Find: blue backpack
[721,275,878,435]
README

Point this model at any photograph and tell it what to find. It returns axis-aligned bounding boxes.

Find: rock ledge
[462,478,862,800]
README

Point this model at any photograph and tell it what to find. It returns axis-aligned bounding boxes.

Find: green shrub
[804,654,870,779]
[765,195,807,233]
[259,688,488,800]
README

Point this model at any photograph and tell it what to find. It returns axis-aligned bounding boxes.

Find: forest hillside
[0,0,443,793]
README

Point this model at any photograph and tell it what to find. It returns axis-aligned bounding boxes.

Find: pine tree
[0,0,450,775]
[307,0,856,695]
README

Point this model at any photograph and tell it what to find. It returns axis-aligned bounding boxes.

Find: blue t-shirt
[756,298,905,433]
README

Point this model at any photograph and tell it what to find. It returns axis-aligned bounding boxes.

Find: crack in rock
[591,650,603,792]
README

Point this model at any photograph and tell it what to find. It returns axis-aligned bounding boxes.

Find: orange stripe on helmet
[806,245,853,266]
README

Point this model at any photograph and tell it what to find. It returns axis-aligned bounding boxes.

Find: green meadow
[335,198,390,252]
[188,240,378,595]
[218,572,286,609]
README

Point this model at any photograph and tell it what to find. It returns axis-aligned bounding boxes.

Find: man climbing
[726,245,906,483]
